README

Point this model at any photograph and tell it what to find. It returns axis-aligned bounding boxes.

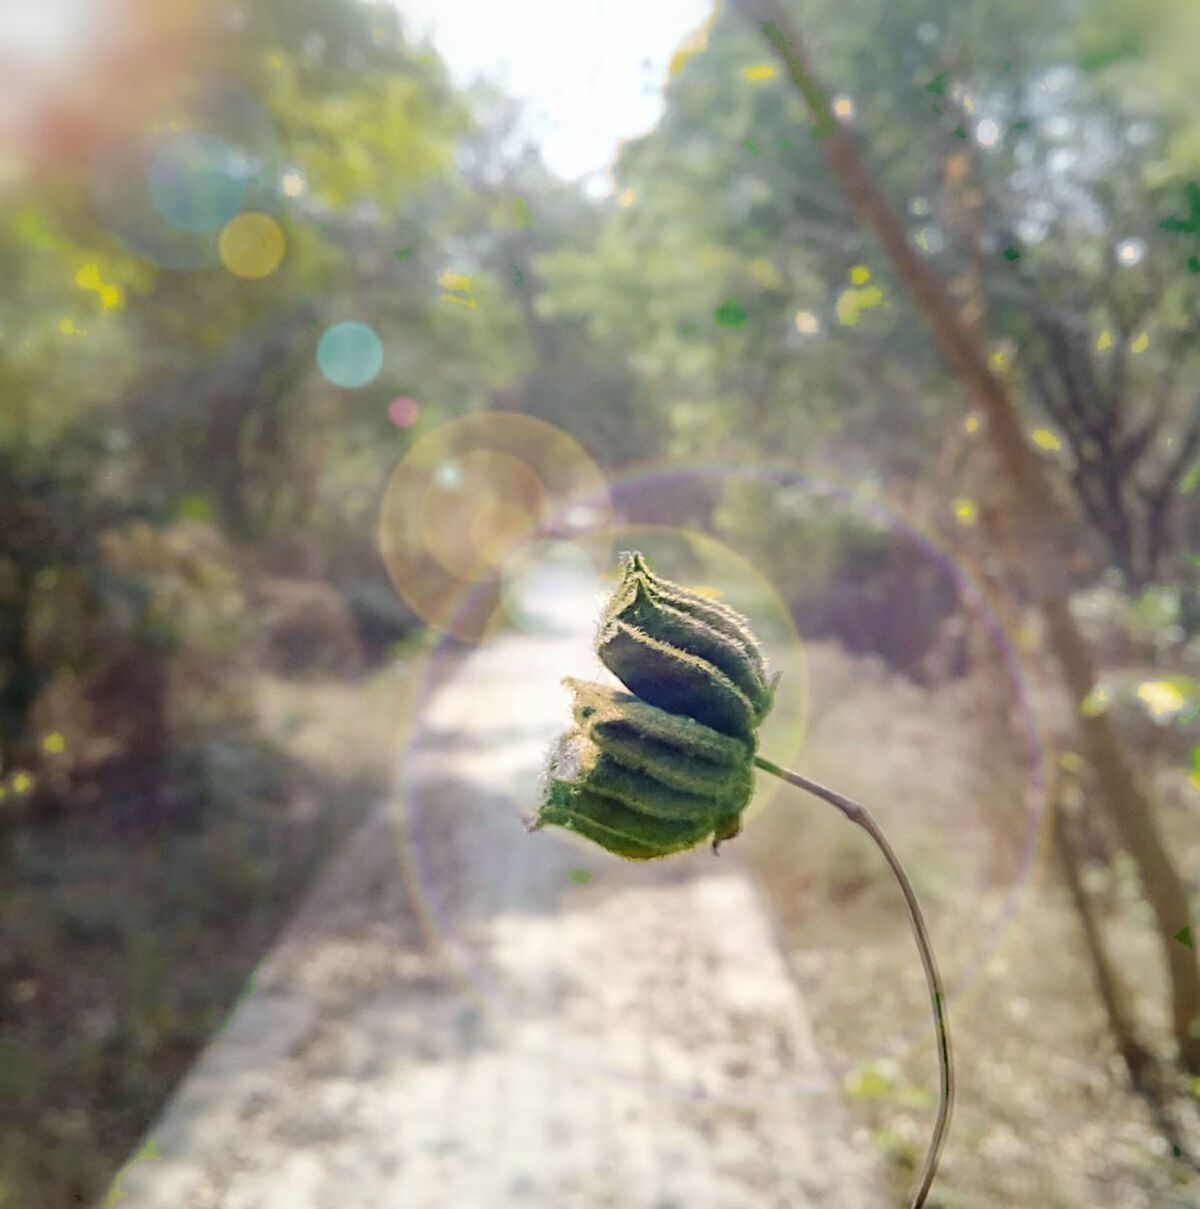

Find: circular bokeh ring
[605,464,1050,1068]
[392,517,810,1068]
[317,321,384,388]
[389,457,1048,1104]
[378,412,614,642]
[219,211,286,279]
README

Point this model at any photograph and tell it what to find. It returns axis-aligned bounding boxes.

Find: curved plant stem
[754,755,954,1209]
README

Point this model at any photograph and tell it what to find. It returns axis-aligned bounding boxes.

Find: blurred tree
[730,0,1200,1080]
[0,0,511,792]
[542,0,1200,600]
[444,87,668,471]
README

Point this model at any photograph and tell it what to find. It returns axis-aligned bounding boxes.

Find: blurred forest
[1,0,1199,1205]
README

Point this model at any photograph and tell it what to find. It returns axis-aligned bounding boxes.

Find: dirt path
[115,607,884,1208]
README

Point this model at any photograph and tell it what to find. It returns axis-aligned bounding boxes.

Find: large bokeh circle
[390,456,1047,1103]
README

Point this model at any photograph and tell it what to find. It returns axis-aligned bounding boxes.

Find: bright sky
[393,0,712,188]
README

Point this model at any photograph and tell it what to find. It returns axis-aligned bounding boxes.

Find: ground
[115,616,883,1208]
[6,602,1198,1208]
[740,643,1200,1209]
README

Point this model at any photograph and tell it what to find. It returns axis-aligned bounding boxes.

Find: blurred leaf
[715,297,748,327]
[845,1057,902,1099]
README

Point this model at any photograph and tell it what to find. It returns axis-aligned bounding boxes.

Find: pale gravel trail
[115,595,884,1209]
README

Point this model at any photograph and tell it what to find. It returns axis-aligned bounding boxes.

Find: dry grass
[740,642,1200,1209]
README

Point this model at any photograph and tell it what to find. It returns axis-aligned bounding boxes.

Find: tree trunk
[736,0,1200,1071]
[1051,782,1156,1096]
[1051,778,1196,1161]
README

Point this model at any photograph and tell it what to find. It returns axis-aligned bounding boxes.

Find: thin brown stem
[755,755,954,1209]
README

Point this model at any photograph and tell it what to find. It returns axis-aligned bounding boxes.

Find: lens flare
[387,396,420,428]
[89,77,283,270]
[389,459,1046,1103]
[500,539,605,637]
[218,211,285,279]
[378,412,612,642]
[317,321,383,388]
[147,132,249,233]
[419,449,547,582]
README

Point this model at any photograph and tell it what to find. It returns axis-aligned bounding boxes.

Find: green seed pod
[609,551,772,710]
[539,769,719,860]
[530,553,773,859]
[568,679,752,793]
[598,551,774,739]
[528,563,954,1209]
[562,730,729,821]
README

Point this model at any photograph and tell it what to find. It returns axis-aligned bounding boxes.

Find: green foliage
[845,1057,903,1099]
[263,51,460,212]
[536,0,1200,591]
[0,4,482,1203]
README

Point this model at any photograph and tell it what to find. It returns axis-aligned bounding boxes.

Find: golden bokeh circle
[378,412,612,642]
[218,211,286,279]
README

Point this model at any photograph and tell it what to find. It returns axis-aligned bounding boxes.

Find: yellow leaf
[748,257,780,288]
[742,63,775,82]
[1096,329,1112,351]
[1030,428,1061,452]
[849,264,871,285]
[952,496,978,526]
[1057,750,1082,773]
[835,289,861,326]
[438,270,471,293]
[1135,680,1186,720]
[1131,332,1149,353]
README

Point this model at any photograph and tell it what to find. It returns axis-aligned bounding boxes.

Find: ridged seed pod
[598,551,774,740]
[532,552,774,859]
[529,559,953,1209]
